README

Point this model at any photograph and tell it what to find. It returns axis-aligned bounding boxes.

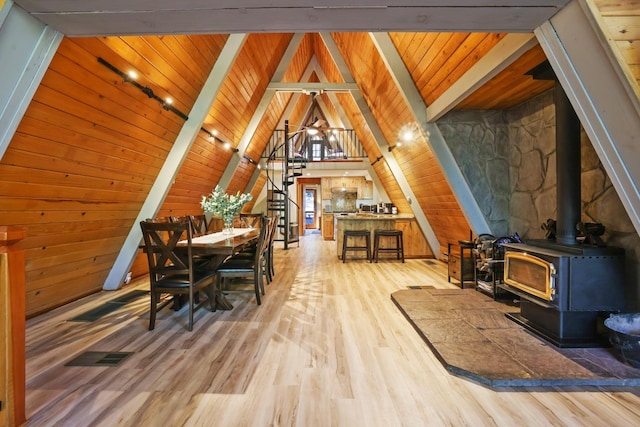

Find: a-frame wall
[1,0,639,315]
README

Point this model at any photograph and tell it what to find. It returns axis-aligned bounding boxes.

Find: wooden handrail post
[1,226,26,427]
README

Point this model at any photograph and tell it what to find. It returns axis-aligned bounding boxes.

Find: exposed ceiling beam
[245,169,264,201]
[268,82,359,93]
[313,37,370,165]
[353,87,442,256]
[13,1,570,36]
[244,34,307,191]
[426,33,538,122]
[318,32,442,255]
[536,0,640,236]
[220,33,306,191]
[276,60,321,130]
[103,34,248,290]
[311,40,358,132]
[370,32,492,239]
[0,5,62,162]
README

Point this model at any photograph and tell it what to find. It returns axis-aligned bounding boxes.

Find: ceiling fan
[286,91,345,138]
[304,118,330,135]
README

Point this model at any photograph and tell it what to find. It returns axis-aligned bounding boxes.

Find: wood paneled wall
[591,0,640,96]
[457,45,553,110]
[0,28,576,316]
[391,32,505,106]
[221,33,301,195]
[244,172,267,213]
[0,35,225,316]
[333,33,471,256]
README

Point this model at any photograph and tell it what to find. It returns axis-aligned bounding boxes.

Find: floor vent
[69,290,148,322]
[65,351,132,367]
[407,285,435,290]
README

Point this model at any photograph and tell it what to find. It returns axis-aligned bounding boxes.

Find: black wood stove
[500,64,627,347]
[501,241,625,347]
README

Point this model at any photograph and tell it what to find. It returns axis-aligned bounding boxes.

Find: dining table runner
[183,228,255,245]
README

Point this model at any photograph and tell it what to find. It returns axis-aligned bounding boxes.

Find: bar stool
[371,229,404,263]
[342,230,371,262]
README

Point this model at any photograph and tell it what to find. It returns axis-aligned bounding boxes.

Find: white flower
[201,185,253,223]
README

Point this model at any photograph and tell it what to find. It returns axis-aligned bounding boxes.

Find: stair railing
[265,120,301,249]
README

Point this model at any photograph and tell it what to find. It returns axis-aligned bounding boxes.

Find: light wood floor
[25,233,640,426]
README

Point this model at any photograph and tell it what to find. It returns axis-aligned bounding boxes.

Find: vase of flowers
[201,185,253,234]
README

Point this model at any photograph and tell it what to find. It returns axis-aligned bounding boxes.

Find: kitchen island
[335,213,432,259]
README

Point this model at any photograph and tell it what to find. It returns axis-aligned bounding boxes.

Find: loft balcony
[263,129,367,163]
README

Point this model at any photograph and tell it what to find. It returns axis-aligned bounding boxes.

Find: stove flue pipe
[555,82,581,245]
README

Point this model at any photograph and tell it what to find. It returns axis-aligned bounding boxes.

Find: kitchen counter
[335,213,414,220]
[336,213,424,259]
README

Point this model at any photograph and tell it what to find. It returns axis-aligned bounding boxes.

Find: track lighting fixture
[243,154,259,166]
[98,57,188,121]
[200,127,239,152]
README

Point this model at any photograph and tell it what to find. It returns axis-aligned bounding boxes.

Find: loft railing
[263,128,365,162]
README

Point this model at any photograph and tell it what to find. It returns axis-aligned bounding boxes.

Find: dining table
[182,227,259,257]
[178,227,260,310]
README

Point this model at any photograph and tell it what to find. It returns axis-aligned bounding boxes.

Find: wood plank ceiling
[3,0,637,316]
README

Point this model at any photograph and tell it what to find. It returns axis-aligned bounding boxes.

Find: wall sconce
[243,154,258,166]
[98,57,189,121]
[371,155,384,166]
[388,142,402,152]
[200,127,239,152]
[396,122,420,146]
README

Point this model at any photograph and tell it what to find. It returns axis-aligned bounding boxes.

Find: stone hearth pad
[391,288,640,387]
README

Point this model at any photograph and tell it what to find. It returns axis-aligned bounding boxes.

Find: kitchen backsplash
[331,191,357,212]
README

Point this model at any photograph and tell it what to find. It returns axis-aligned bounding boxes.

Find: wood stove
[501,241,625,347]
[500,63,627,347]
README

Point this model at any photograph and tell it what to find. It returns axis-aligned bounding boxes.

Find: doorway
[297,178,321,235]
[304,188,317,229]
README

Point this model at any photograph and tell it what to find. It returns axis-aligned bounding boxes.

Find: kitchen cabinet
[322,214,334,240]
[395,219,433,258]
[323,176,372,200]
[321,178,332,200]
[332,176,358,191]
[361,180,373,199]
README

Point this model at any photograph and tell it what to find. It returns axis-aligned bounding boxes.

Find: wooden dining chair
[146,216,172,223]
[215,218,270,305]
[140,219,217,331]
[267,215,279,282]
[189,214,208,236]
[235,215,266,259]
[239,213,264,228]
[207,216,223,233]
[260,215,279,284]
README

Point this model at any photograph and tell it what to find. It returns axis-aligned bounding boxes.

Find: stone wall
[506,89,640,308]
[505,90,556,238]
[439,89,639,308]
[437,111,510,236]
